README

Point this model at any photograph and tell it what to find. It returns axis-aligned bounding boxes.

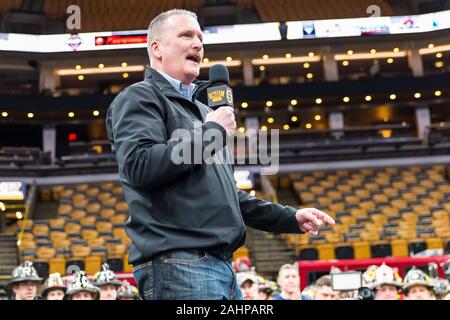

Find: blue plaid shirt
[156,70,198,101]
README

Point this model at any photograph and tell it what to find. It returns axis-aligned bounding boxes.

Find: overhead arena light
[200,60,242,68]
[251,55,321,65]
[57,65,145,76]
[334,51,406,61]
[419,44,450,55]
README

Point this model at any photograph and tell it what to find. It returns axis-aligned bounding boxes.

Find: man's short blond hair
[278,263,298,277]
[315,275,332,288]
[147,9,198,58]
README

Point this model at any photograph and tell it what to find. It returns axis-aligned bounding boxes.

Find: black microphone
[207,64,234,109]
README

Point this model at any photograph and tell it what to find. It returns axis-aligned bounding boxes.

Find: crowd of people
[233,257,450,301]
[1,258,449,300]
[0,261,140,300]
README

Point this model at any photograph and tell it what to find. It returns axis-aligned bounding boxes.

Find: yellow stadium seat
[383,188,399,196]
[107,243,126,259]
[112,186,123,195]
[61,189,74,199]
[21,232,34,241]
[73,198,88,209]
[115,201,128,212]
[100,208,115,218]
[85,256,102,275]
[371,214,387,225]
[88,237,106,248]
[36,247,56,260]
[53,239,71,251]
[70,209,86,220]
[391,239,409,257]
[345,196,359,204]
[426,238,443,250]
[50,232,67,242]
[49,218,65,229]
[86,188,100,197]
[353,241,371,259]
[101,197,117,207]
[72,193,86,202]
[96,221,113,233]
[101,182,114,190]
[80,216,97,226]
[57,204,72,215]
[233,246,249,260]
[111,214,128,225]
[71,246,91,259]
[75,184,89,192]
[19,239,36,250]
[340,216,356,225]
[398,230,417,240]
[98,191,112,200]
[65,223,81,234]
[123,254,133,273]
[51,185,65,200]
[317,244,335,260]
[82,229,99,240]
[325,233,342,244]
[86,202,101,215]
[33,225,49,236]
[49,257,66,275]
[360,232,380,242]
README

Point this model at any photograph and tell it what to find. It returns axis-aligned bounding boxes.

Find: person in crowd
[236,271,259,300]
[402,267,436,300]
[256,275,278,300]
[117,281,141,300]
[363,263,402,300]
[42,272,66,300]
[273,264,302,300]
[93,263,122,300]
[6,261,43,300]
[65,271,100,300]
[313,275,339,300]
[234,256,252,273]
[432,278,449,300]
[106,8,334,300]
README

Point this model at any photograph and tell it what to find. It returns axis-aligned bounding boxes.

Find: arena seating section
[16,182,132,277]
[279,165,450,261]
[252,0,394,22]
[38,0,394,32]
[0,0,21,14]
[0,147,51,167]
[12,164,449,278]
[43,0,205,32]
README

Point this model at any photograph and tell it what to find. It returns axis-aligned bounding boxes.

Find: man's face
[152,14,204,85]
[406,285,436,300]
[46,289,65,300]
[99,284,117,300]
[277,269,300,294]
[375,284,398,300]
[13,281,38,300]
[240,280,258,300]
[314,285,339,300]
[71,291,95,300]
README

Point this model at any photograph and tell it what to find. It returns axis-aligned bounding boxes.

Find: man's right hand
[205,107,236,136]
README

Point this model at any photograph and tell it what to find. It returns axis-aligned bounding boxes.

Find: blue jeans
[133,249,243,300]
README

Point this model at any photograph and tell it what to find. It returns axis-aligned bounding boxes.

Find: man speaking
[106,9,335,300]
